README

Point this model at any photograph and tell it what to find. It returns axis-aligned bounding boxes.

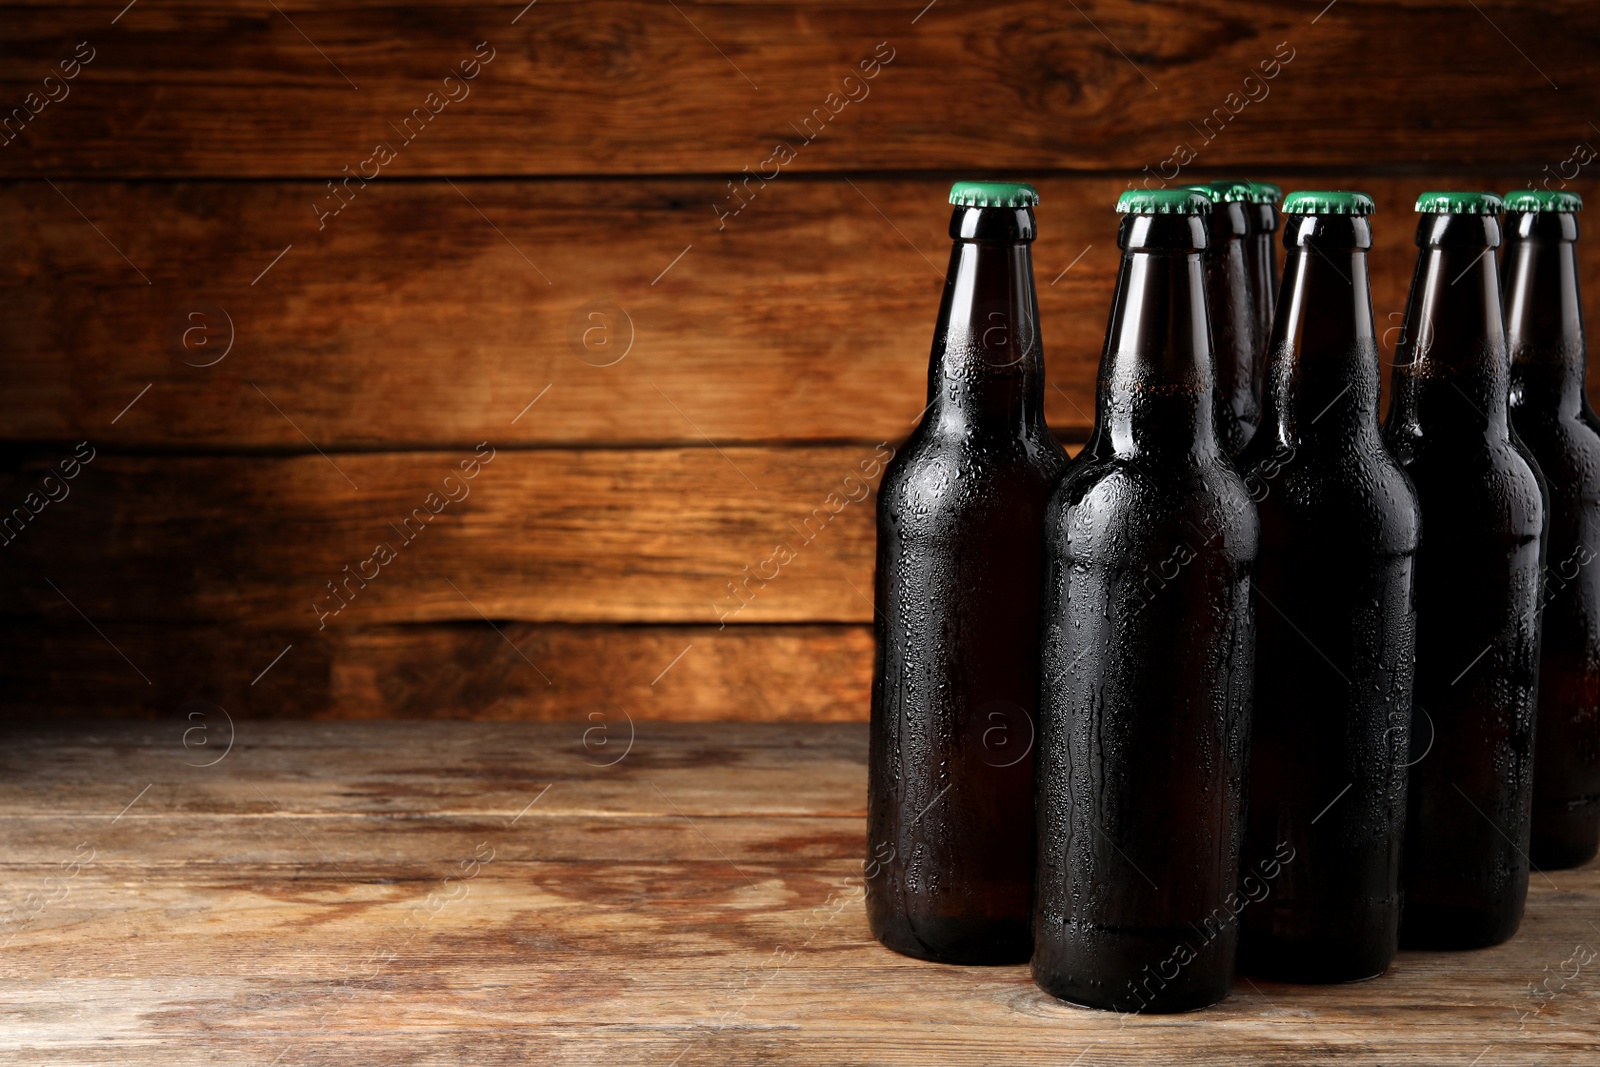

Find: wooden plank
[1,2,1597,177]
[4,175,1597,449]
[0,720,869,818]
[0,446,888,625]
[0,623,872,722]
[0,175,1090,447]
[0,816,866,867]
[0,723,1596,1064]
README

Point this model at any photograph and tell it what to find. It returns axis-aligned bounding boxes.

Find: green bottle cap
[1414,190,1504,215]
[1282,190,1376,216]
[1189,180,1255,204]
[949,181,1039,208]
[1117,188,1213,215]
[1501,189,1583,213]
[1244,181,1283,205]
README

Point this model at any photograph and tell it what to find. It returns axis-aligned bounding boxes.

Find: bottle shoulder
[1509,406,1600,487]
[885,421,1067,474]
[1045,451,1258,560]
[1395,432,1541,476]
[1391,436,1545,538]
[1243,435,1422,549]
[879,424,1067,527]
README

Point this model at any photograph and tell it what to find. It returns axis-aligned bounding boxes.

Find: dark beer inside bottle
[868,186,1065,965]
[1239,197,1420,983]
[1504,202,1600,870]
[1387,198,1545,949]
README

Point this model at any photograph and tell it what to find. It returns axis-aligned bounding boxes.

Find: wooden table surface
[1,721,1596,1065]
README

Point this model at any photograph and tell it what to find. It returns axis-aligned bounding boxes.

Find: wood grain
[0,446,887,625]
[0,721,872,823]
[1,2,1597,177]
[0,622,872,722]
[4,175,1596,449]
[8,2,1600,731]
[1,722,1596,1064]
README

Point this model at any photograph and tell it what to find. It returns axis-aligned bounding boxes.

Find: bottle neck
[1260,215,1381,445]
[927,206,1047,437]
[1204,202,1260,452]
[1387,213,1510,443]
[1092,213,1219,459]
[1248,203,1281,342]
[1504,210,1587,415]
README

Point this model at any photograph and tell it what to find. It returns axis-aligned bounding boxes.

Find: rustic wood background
[3,0,1598,721]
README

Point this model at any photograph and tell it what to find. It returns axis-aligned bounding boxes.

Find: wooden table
[2,721,1596,1065]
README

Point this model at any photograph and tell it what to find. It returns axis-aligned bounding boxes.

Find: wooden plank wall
[2,0,1598,721]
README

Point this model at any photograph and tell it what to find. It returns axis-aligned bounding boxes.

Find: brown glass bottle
[1189,181,1263,454]
[1237,192,1421,982]
[1245,182,1284,367]
[1503,190,1600,870]
[1385,192,1546,948]
[867,182,1068,964]
[1035,188,1258,1013]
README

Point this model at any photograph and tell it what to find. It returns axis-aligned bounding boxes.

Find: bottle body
[1386,209,1546,948]
[1034,209,1258,1013]
[1238,206,1421,982]
[1504,208,1600,870]
[867,201,1067,964]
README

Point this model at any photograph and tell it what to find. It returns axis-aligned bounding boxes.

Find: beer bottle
[1035,187,1258,1012]
[1237,191,1422,982]
[1503,188,1600,869]
[1385,191,1546,948]
[867,181,1068,964]
[1187,180,1263,454]
[1244,182,1284,358]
